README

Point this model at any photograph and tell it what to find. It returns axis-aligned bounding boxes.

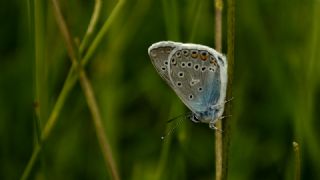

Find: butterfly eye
[182,50,189,56]
[200,51,209,61]
[188,94,194,100]
[191,50,198,58]
[175,50,182,57]
[194,64,199,70]
[178,72,184,78]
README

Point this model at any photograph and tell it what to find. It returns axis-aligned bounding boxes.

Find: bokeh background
[1,0,320,179]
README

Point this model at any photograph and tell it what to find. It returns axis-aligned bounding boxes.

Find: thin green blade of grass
[20,1,126,179]
[50,0,120,178]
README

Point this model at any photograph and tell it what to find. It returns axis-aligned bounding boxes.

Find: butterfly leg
[208,114,233,131]
[225,97,234,103]
[209,121,223,132]
[210,97,234,109]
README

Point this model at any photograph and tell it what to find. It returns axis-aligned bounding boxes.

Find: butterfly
[148,41,228,129]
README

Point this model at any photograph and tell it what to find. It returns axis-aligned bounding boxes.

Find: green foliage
[0,0,319,179]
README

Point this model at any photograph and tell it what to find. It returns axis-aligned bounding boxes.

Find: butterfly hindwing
[167,44,225,113]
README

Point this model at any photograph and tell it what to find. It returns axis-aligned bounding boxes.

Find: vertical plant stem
[34,0,47,127]
[51,0,120,179]
[214,0,223,179]
[214,0,223,52]
[21,0,46,179]
[222,0,235,179]
[293,141,301,180]
[214,0,235,179]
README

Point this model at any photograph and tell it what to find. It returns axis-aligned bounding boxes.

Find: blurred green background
[1,0,320,179]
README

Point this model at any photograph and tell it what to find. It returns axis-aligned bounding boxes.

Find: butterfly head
[190,105,224,125]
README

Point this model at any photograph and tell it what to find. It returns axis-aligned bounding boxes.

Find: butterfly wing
[148,41,180,88]
[167,43,227,114]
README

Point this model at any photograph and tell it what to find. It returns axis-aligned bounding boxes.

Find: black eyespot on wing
[190,80,199,86]
[189,94,194,100]
[171,57,177,65]
[194,64,199,70]
[200,51,209,61]
[182,50,189,56]
[175,50,181,58]
[208,67,215,72]
[178,72,184,77]
[201,67,207,72]
[191,50,198,58]
[210,56,217,65]
[187,62,192,67]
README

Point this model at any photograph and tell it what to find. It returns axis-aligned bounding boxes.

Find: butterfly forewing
[148,42,178,87]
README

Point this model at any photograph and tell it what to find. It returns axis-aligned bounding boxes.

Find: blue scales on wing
[167,45,221,114]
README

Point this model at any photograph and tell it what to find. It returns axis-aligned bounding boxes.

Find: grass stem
[79,0,102,54]
[293,141,301,180]
[51,0,120,179]
[214,0,223,179]
[214,0,235,179]
[21,1,125,179]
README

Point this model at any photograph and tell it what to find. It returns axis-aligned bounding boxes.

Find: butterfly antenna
[166,112,192,123]
[221,114,232,119]
[161,113,191,140]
